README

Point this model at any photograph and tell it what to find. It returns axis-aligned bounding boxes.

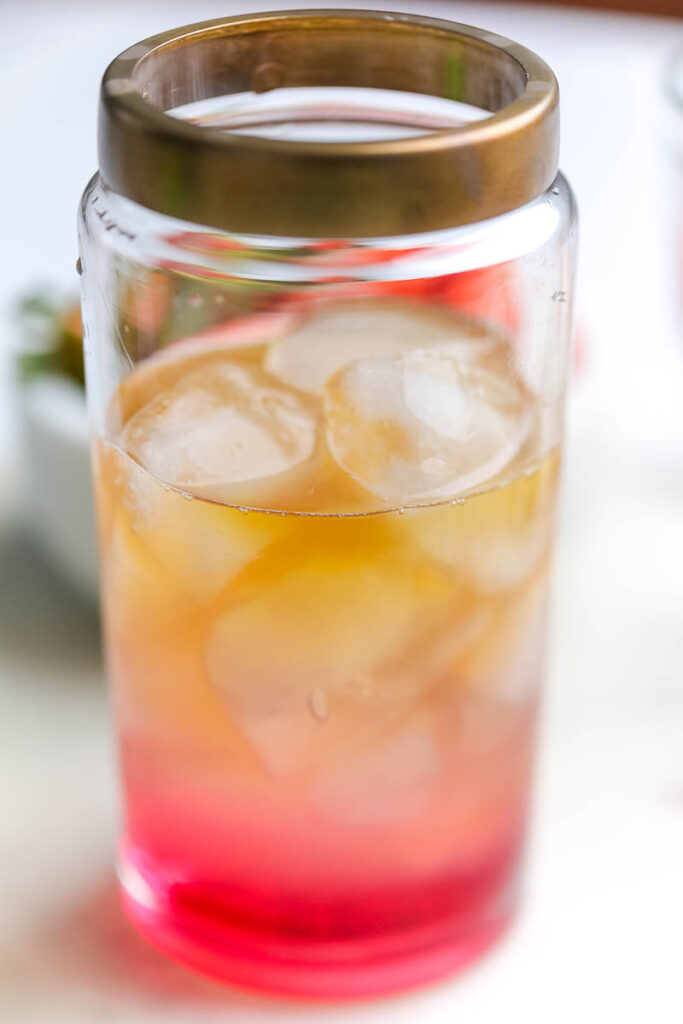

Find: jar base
[118,853,514,1001]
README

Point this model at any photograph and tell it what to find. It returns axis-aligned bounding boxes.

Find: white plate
[16,375,98,600]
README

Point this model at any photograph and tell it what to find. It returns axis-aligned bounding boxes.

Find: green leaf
[16,293,58,319]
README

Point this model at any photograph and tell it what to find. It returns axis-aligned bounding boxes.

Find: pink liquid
[120,850,514,998]
[116,690,534,997]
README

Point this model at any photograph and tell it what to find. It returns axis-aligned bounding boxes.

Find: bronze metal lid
[99,9,560,238]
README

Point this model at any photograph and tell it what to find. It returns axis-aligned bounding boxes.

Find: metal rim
[99,9,560,237]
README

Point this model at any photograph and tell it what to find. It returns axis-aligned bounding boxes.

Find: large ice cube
[204,539,453,775]
[121,360,319,506]
[323,350,531,503]
[265,300,501,395]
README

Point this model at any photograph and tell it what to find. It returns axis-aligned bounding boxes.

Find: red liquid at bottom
[118,829,518,999]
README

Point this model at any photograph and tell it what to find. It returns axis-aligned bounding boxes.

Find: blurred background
[2,1,683,1021]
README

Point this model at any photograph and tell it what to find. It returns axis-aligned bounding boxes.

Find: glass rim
[98,9,560,238]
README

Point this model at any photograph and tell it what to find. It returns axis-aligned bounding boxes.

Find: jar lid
[99,9,559,238]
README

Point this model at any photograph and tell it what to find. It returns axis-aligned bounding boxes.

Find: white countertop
[2,2,683,1021]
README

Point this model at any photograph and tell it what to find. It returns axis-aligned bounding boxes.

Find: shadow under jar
[79,9,577,1000]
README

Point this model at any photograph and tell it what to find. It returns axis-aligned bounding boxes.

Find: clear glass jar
[79,10,577,999]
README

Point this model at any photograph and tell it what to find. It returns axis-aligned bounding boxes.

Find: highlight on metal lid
[99,9,560,238]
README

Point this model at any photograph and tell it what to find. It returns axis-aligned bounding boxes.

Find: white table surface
[2,2,683,1021]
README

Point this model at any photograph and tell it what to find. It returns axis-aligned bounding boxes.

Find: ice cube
[112,311,297,432]
[204,541,452,775]
[120,360,319,507]
[112,440,291,605]
[106,510,257,755]
[265,300,501,395]
[412,453,559,594]
[323,350,531,503]
[456,576,548,703]
[124,459,291,603]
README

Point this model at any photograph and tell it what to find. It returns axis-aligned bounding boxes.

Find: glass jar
[79,10,576,1000]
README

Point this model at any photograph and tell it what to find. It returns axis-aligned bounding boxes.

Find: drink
[94,300,558,996]
[82,10,575,996]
